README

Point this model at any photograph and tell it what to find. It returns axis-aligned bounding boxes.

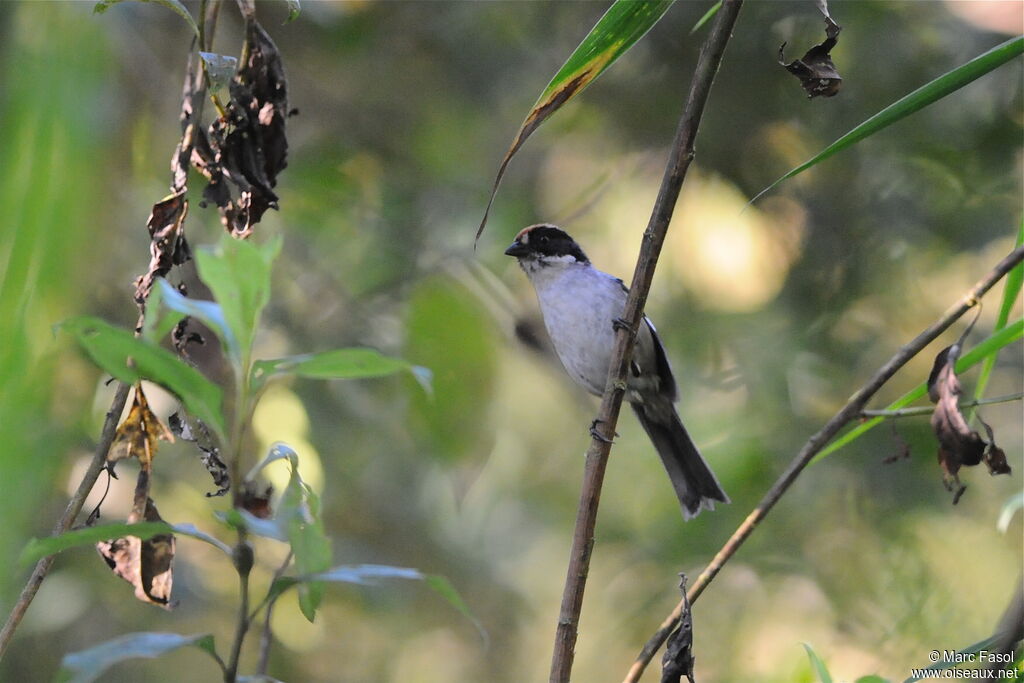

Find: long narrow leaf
[58,632,219,683]
[753,36,1024,202]
[21,521,231,565]
[61,317,226,440]
[802,643,834,683]
[477,0,677,239]
[970,218,1024,419]
[813,317,1023,462]
[93,0,199,39]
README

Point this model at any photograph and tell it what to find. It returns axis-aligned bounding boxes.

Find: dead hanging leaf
[239,480,274,519]
[168,411,230,497]
[779,15,843,99]
[108,384,174,467]
[927,338,1011,502]
[133,192,193,306]
[96,499,176,608]
[194,19,290,237]
[662,573,695,683]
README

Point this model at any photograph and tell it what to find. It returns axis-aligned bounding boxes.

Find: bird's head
[504,224,590,270]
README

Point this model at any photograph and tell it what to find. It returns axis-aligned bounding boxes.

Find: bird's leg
[589,419,618,444]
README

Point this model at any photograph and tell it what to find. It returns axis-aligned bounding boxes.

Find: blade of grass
[477,0,677,240]
[752,35,1024,203]
[969,218,1024,422]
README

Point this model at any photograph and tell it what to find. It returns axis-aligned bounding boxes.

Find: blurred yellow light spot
[252,385,324,494]
[271,597,326,652]
[665,174,806,312]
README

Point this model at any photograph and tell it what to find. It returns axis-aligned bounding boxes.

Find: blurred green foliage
[0,1,1021,682]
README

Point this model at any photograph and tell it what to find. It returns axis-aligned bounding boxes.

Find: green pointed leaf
[854,677,891,683]
[753,36,1024,203]
[251,348,431,394]
[477,0,677,239]
[275,453,331,622]
[21,521,231,566]
[690,1,721,34]
[93,0,199,39]
[266,565,482,641]
[814,317,1023,462]
[195,234,281,368]
[58,632,219,683]
[802,643,834,683]
[157,278,239,362]
[61,316,226,441]
[970,219,1024,420]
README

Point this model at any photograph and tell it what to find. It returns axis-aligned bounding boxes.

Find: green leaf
[284,0,300,24]
[902,636,1000,682]
[21,521,231,566]
[195,234,281,369]
[267,565,483,641]
[93,0,199,40]
[690,1,721,34]
[970,219,1024,420]
[854,677,891,683]
[802,643,834,683]
[157,278,239,363]
[753,36,1024,203]
[814,318,1023,462]
[58,632,219,683]
[60,316,226,441]
[251,348,432,394]
[275,452,331,622]
[997,491,1024,533]
[477,0,677,239]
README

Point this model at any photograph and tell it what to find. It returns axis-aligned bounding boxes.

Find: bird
[504,223,728,520]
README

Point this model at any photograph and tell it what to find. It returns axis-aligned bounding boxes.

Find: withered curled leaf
[927,342,1010,502]
[661,574,695,683]
[779,17,843,99]
[168,411,230,497]
[108,384,174,467]
[96,499,176,608]
[134,192,192,305]
[194,19,290,237]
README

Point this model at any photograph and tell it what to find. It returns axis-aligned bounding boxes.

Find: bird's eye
[539,235,549,244]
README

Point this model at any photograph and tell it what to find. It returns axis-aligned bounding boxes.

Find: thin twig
[256,550,293,675]
[548,2,745,681]
[860,392,1023,418]
[624,244,1024,683]
[0,380,131,659]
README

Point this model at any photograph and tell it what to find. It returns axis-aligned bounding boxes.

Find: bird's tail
[631,402,729,520]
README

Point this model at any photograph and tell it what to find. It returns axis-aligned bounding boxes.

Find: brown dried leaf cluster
[779,16,843,99]
[97,385,177,607]
[194,21,290,238]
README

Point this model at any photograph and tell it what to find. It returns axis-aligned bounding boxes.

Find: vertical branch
[624,245,1024,682]
[548,2,744,681]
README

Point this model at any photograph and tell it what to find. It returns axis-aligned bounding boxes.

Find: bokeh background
[1,1,1022,681]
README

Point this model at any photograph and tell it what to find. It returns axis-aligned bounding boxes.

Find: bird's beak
[504,241,529,257]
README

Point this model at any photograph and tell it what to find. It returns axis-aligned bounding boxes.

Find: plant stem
[256,550,293,676]
[0,380,132,659]
[860,392,1023,418]
[623,245,1024,683]
[225,536,253,683]
[548,2,745,681]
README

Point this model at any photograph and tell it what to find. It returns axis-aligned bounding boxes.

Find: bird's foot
[589,419,618,444]
[612,317,634,335]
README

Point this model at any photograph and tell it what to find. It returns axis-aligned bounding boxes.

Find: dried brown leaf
[134,192,192,305]
[661,573,695,683]
[779,18,843,99]
[96,499,176,608]
[108,384,174,467]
